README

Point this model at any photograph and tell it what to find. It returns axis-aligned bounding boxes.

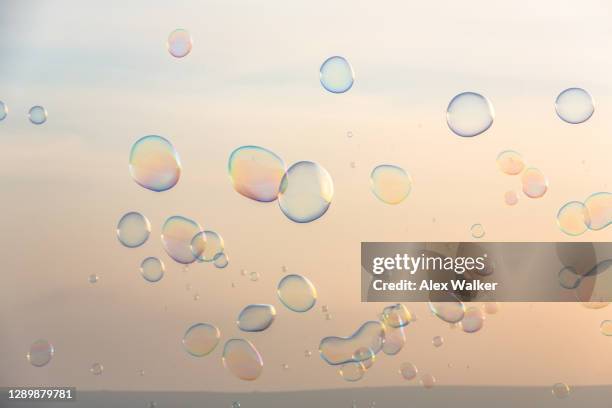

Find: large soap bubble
[446,92,494,137]
[320,56,354,94]
[161,215,203,264]
[228,145,286,202]
[222,338,264,381]
[117,212,151,248]
[129,135,181,192]
[555,88,594,124]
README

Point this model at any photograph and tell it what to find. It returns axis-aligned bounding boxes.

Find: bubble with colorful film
[140,257,165,283]
[161,215,203,264]
[584,192,612,231]
[320,56,354,94]
[237,304,276,332]
[339,361,366,382]
[29,105,47,125]
[496,150,525,175]
[429,294,466,323]
[555,88,594,124]
[319,321,385,365]
[557,201,589,236]
[191,230,224,262]
[27,339,54,367]
[382,326,406,355]
[446,92,494,137]
[370,165,412,205]
[222,338,264,381]
[116,212,151,248]
[521,168,548,198]
[167,29,192,58]
[214,252,229,269]
[381,304,411,328]
[182,323,220,357]
[228,145,286,202]
[277,274,317,312]
[129,135,181,192]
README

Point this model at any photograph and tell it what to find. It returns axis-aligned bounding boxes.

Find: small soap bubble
[282,363,290,370]
[381,304,411,328]
[349,161,356,169]
[185,283,192,291]
[558,266,581,290]
[446,92,494,137]
[432,336,444,347]
[162,216,203,264]
[228,145,286,202]
[304,350,312,358]
[140,257,165,283]
[222,338,264,381]
[149,402,158,408]
[182,323,221,357]
[557,201,589,236]
[237,304,276,332]
[90,362,104,375]
[89,274,99,284]
[399,362,418,380]
[370,165,412,205]
[27,339,54,367]
[117,212,151,248]
[552,382,570,399]
[600,320,612,336]
[347,131,353,138]
[461,307,485,333]
[496,151,525,175]
[325,312,333,320]
[168,29,192,58]
[483,302,500,315]
[0,101,7,121]
[339,362,365,382]
[470,223,485,239]
[504,190,518,206]
[28,105,47,125]
[249,271,260,281]
[555,88,594,124]
[214,253,229,269]
[320,56,354,94]
[584,192,612,231]
[277,274,317,312]
[521,168,548,198]
[240,269,248,276]
[191,230,224,263]
[321,305,329,313]
[193,293,200,301]
[420,373,436,389]
[139,369,145,376]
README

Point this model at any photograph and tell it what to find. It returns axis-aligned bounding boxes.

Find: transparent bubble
[116,212,151,248]
[432,336,444,347]
[552,382,570,399]
[347,131,353,138]
[325,312,333,320]
[0,101,7,121]
[381,304,411,328]
[521,168,548,198]
[228,145,286,202]
[167,29,192,58]
[193,293,200,301]
[304,350,312,358]
[90,362,104,375]
[27,339,54,367]
[277,274,317,312]
[89,274,99,284]
[214,253,229,269]
[321,305,329,313]
[584,192,612,231]
[162,216,203,264]
[222,338,264,381]
[382,326,406,355]
[470,223,485,239]
[370,165,412,205]
[282,363,290,370]
[28,105,47,125]
[600,320,612,336]
[278,161,334,223]
[483,302,500,315]
[237,304,276,332]
[319,321,385,365]
[461,306,485,333]
[139,369,145,376]
[232,402,241,408]
[182,323,221,357]
[446,92,494,137]
[420,373,436,389]
[339,361,365,382]
[496,151,525,175]
[399,362,418,380]
[139,257,164,283]
[555,88,594,124]
[249,271,260,281]
[149,402,158,408]
[191,230,224,262]
[129,135,181,192]
[240,269,248,276]
[320,56,354,94]
[504,190,518,206]
[558,266,581,290]
[353,347,376,369]
[429,294,466,323]
[557,201,589,236]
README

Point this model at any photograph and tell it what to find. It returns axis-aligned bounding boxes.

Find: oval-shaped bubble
[584,192,612,231]
[446,92,494,137]
[278,161,334,223]
[461,306,485,333]
[228,146,286,202]
[399,362,418,380]
[29,105,47,125]
[182,323,220,357]
[429,295,466,323]
[521,168,548,198]
[214,252,229,269]
[470,223,485,239]
[0,101,7,121]
[496,151,525,175]
[555,88,594,124]
[116,212,151,248]
[129,135,181,192]
[277,274,317,312]
[140,257,165,283]
[381,304,411,328]
[552,382,570,399]
[191,230,224,262]
[557,201,588,236]
[339,362,365,382]
[27,339,54,367]
[222,338,264,381]
[167,29,192,58]
[319,321,385,366]
[162,216,203,264]
[320,56,354,94]
[370,165,412,205]
[382,326,406,356]
[237,304,276,332]
[504,190,518,206]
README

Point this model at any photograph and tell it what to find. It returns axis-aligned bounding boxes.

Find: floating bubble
[282,363,289,370]
[28,105,47,125]
[90,362,103,375]
[496,151,525,175]
[339,362,365,382]
[429,294,466,323]
[325,312,333,320]
[0,101,7,121]
[470,223,485,239]
[249,271,260,281]
[89,274,99,284]
[399,362,418,380]
[182,323,220,357]
[557,201,589,236]
[420,373,436,389]
[321,305,329,313]
[167,29,192,58]
[370,165,412,205]
[193,293,200,301]
[140,257,165,283]
[214,253,229,269]
[347,131,353,138]
[320,56,354,94]
[504,190,518,206]
[483,302,500,315]
[278,161,334,223]
[191,230,223,262]
[277,274,317,312]
[232,402,241,408]
[432,336,444,347]
[237,304,276,332]
[228,145,286,202]
[555,88,594,124]
[222,338,264,381]
[461,306,485,333]
[381,304,411,328]
[600,320,612,336]
[558,266,581,290]
[116,212,151,248]
[129,135,181,192]
[552,382,570,399]
[446,92,494,137]
[319,321,385,365]
[27,339,54,367]
[353,347,376,369]
[162,216,203,264]
[584,192,612,231]
[382,326,406,355]
[521,168,548,198]
[305,350,312,358]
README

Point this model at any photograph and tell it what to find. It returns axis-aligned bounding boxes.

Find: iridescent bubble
[382,326,406,355]
[237,304,276,332]
[555,88,594,124]
[182,323,220,357]
[446,92,494,137]
[161,216,203,264]
[552,382,570,399]
[214,253,229,269]
[0,101,7,121]
[460,306,485,333]
[116,212,151,248]
[27,339,54,367]
[319,321,385,365]
[370,165,412,205]
[140,257,165,283]
[277,274,317,312]
[90,362,103,375]
[339,362,365,382]
[483,302,500,315]
[320,56,354,94]
[278,161,334,223]
[399,362,418,380]
[557,201,589,236]
[222,338,264,381]
[429,294,466,323]
[28,105,47,125]
[558,266,581,290]
[504,190,518,206]
[129,135,181,192]
[470,223,485,239]
[167,29,192,58]
[521,168,548,198]
[420,373,436,389]
[89,274,99,284]
[191,230,224,262]
[432,336,444,347]
[496,151,525,175]
[381,304,411,328]
[353,347,376,369]
[584,192,612,231]
[228,145,286,202]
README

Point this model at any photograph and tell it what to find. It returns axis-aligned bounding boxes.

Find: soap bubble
[381,304,411,328]
[214,253,229,269]
[504,190,518,206]
[339,362,365,382]
[304,350,312,358]
[191,230,224,262]
[27,339,54,367]
[461,307,485,333]
[277,274,317,312]
[420,373,436,389]
[496,151,525,175]
[228,145,286,202]
[557,201,589,236]
[162,215,203,264]
[558,266,581,289]
[28,105,47,125]
[167,29,192,58]
[90,362,103,375]
[483,302,499,315]
[140,257,165,283]
[116,212,151,248]
[249,271,260,281]
[237,304,276,332]
[222,338,264,381]
[399,362,418,380]
[600,320,612,336]
[429,293,465,323]
[320,56,354,94]
[446,92,494,137]
[521,168,548,198]
[382,326,406,355]
[182,323,220,357]
[370,165,412,205]
[555,88,594,124]
[470,223,485,239]
[319,321,385,365]
[89,274,99,284]
[584,192,612,231]
[325,312,333,320]
[282,363,290,370]
[353,347,376,369]
[432,336,444,347]
[278,161,334,223]
[0,101,7,121]
[129,135,181,192]
[552,382,570,399]
[232,402,241,408]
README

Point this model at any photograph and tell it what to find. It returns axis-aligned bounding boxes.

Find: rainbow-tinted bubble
[557,201,588,236]
[352,347,376,369]
[90,362,104,375]
[381,304,411,328]
[0,101,7,121]
[140,257,165,283]
[584,192,612,231]
[461,306,485,333]
[214,252,229,269]
[167,29,192,58]
[129,135,181,192]
[320,56,354,94]
[277,274,317,312]
[504,190,518,206]
[470,223,485,239]
[496,151,525,175]
[600,320,612,336]
[116,212,151,248]
[222,338,264,381]
[552,383,570,399]
[399,362,418,380]
[370,165,412,205]
[319,321,385,365]
[28,105,47,125]
[27,339,54,367]
[555,88,594,124]
[161,216,203,264]
[339,362,366,382]
[521,168,548,198]
[278,161,334,223]
[446,92,494,137]
[228,146,286,202]
[382,326,406,356]
[237,304,276,332]
[191,230,224,262]
[182,323,220,357]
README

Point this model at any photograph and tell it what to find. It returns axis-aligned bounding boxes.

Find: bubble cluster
[237,304,276,332]
[228,146,286,202]
[182,323,220,357]
[555,88,594,124]
[90,362,104,375]
[167,29,192,58]
[557,192,612,235]
[129,135,181,192]
[320,56,354,94]
[191,230,224,262]
[319,321,385,365]
[140,257,165,283]
[277,274,317,312]
[222,338,264,381]
[162,216,203,264]
[496,151,525,175]
[370,165,412,205]
[116,212,151,248]
[461,306,485,333]
[446,92,494,137]
[0,101,7,121]
[28,105,47,125]
[399,362,418,380]
[521,168,548,198]
[27,339,54,367]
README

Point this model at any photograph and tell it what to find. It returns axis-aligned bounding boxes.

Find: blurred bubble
[305,350,312,358]
[232,402,241,408]
[277,274,317,312]
[27,339,54,367]
[214,253,229,269]
[90,362,103,375]
[249,271,260,282]
[483,302,499,315]
[129,135,181,192]
[116,212,151,248]
[557,201,589,236]
[191,230,224,262]
[496,151,525,175]
[353,347,376,369]
[432,336,444,347]
[89,274,99,284]
[222,338,264,381]
[504,190,518,206]
[552,382,570,399]
[521,168,548,198]
[228,145,286,202]
[282,363,290,370]
[381,304,411,328]
[0,101,7,121]
[382,326,406,355]
[429,294,466,323]
[140,257,165,283]
[370,165,412,205]
[320,56,354,93]
[193,293,200,301]
[470,223,485,239]
[321,305,329,313]
[446,92,494,137]
[162,216,203,264]
[461,307,485,333]
[347,131,353,138]
[237,304,276,332]
[149,402,157,408]
[28,105,47,125]
[240,269,248,276]
[319,321,385,365]
[167,29,192,58]
[139,369,145,376]
[399,362,418,380]
[182,323,220,357]
[555,88,594,124]
[420,373,436,389]
[584,192,612,231]
[278,161,334,223]
[349,161,356,169]
[325,312,333,320]
[600,320,612,336]
[339,362,366,382]
[558,266,581,290]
